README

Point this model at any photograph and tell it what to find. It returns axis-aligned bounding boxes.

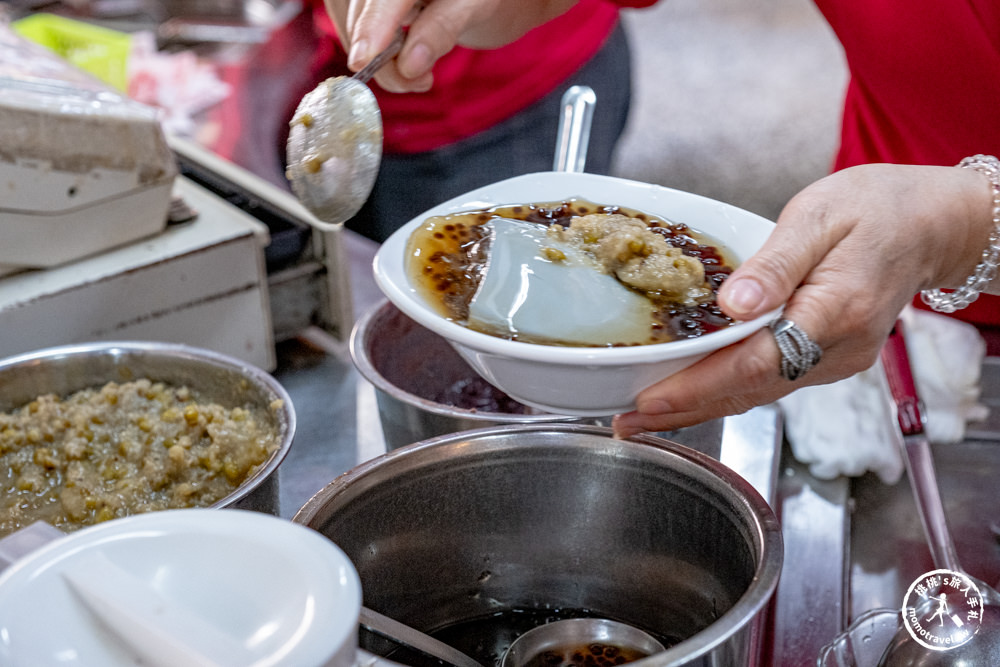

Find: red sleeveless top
[309,0,653,154]
[814,0,1000,329]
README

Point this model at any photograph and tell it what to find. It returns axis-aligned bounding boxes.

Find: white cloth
[780,306,989,484]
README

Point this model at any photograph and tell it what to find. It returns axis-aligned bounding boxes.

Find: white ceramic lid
[0,509,362,667]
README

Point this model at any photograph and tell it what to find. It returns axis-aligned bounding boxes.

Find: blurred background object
[1,0,300,45]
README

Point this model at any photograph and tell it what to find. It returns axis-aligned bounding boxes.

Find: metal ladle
[285,30,404,225]
[360,606,482,667]
[500,618,664,667]
[877,320,1000,666]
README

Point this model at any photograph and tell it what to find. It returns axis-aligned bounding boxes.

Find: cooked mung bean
[0,378,282,537]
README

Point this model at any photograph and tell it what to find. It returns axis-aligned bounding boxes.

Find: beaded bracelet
[921,154,1000,313]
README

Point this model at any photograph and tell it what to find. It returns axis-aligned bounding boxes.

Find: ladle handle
[880,320,962,573]
[359,607,482,667]
[553,85,596,173]
[353,29,406,84]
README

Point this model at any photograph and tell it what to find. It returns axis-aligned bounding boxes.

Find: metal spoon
[285,30,404,225]
[877,320,1000,666]
[552,85,596,173]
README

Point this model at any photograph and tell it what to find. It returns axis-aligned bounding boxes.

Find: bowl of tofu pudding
[373,171,779,417]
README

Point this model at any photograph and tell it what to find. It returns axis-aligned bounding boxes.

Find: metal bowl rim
[349,300,578,423]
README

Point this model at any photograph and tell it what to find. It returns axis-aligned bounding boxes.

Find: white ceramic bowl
[374,171,779,416]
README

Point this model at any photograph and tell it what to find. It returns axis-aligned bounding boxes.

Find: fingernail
[401,41,433,78]
[723,277,764,317]
[348,39,368,70]
[611,415,626,439]
[611,414,636,440]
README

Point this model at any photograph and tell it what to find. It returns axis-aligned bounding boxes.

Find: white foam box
[0,176,276,370]
[0,23,176,273]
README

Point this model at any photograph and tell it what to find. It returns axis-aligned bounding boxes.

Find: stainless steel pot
[294,424,782,667]
[0,341,295,515]
[350,300,584,450]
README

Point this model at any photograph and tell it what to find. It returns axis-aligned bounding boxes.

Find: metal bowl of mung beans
[0,341,295,538]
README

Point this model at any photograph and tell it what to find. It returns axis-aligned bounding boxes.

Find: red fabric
[814,0,1000,329]
[309,0,643,153]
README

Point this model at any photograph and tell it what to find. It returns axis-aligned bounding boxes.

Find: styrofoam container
[0,24,175,271]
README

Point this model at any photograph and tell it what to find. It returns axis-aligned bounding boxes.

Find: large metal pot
[0,341,295,516]
[350,300,583,450]
[294,424,782,667]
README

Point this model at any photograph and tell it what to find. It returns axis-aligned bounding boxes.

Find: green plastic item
[12,13,132,91]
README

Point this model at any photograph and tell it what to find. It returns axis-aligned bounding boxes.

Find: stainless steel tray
[770,357,1000,664]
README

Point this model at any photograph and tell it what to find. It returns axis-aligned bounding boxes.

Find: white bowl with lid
[0,509,362,667]
[373,171,779,416]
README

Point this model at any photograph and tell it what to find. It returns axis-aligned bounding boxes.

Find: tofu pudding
[405,199,738,347]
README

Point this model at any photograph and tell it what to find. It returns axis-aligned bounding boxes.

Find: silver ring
[769,318,822,381]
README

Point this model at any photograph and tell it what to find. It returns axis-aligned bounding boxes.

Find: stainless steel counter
[768,361,1000,665]
[849,361,1000,616]
[271,230,382,518]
